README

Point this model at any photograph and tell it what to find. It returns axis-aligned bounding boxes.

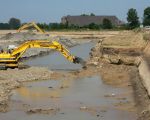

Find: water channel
[0,42,137,120]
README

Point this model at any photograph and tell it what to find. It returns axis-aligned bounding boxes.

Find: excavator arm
[11,40,80,64]
[17,22,45,34]
[0,39,86,69]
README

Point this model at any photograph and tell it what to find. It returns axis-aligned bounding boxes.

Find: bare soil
[0,30,149,119]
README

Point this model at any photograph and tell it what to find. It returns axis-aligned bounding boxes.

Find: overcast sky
[0,0,149,23]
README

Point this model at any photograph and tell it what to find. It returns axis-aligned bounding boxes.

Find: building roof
[61,15,124,27]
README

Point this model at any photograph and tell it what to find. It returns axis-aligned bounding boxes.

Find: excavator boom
[11,40,76,63]
[17,22,45,34]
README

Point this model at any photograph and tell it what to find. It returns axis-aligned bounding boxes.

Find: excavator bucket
[73,56,87,69]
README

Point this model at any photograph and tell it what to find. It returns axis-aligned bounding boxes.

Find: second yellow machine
[17,22,45,34]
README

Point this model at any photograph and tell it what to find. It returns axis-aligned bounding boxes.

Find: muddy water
[0,42,137,120]
[25,42,95,70]
[1,76,136,120]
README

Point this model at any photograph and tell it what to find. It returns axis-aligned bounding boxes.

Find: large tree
[9,18,21,29]
[143,7,150,26]
[102,18,113,29]
[127,8,140,29]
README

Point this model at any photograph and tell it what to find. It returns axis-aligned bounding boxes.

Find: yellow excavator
[0,40,85,70]
[17,22,45,34]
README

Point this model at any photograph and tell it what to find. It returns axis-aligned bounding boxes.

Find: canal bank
[0,42,139,120]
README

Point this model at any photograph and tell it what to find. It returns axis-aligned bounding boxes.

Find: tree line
[0,18,21,30]
[0,6,150,30]
[0,17,113,30]
[43,18,113,30]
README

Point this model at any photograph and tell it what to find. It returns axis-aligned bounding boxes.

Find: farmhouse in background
[61,15,124,27]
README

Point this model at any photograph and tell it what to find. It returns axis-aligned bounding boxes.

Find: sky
[0,0,149,23]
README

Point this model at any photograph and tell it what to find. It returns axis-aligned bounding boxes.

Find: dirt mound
[0,32,49,42]
[0,32,79,46]
[0,67,53,82]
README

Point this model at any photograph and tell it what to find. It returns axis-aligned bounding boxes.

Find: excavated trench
[0,42,137,120]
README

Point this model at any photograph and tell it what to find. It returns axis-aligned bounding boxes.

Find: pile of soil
[0,32,79,58]
[0,32,49,42]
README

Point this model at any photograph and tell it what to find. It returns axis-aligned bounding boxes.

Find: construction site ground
[0,30,150,120]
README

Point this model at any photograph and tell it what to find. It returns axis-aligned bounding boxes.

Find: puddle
[0,76,137,120]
